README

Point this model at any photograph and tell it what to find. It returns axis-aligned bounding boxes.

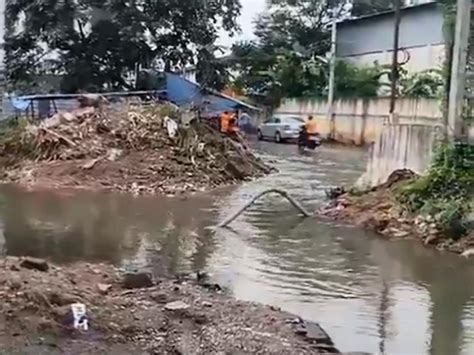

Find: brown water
[0,142,473,354]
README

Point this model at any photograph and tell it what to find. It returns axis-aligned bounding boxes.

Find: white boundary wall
[275,97,443,145]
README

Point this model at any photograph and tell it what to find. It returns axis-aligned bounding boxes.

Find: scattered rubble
[461,248,474,258]
[0,257,340,354]
[320,170,474,254]
[20,256,50,272]
[0,104,271,195]
[122,272,154,289]
[164,300,190,312]
[97,283,112,295]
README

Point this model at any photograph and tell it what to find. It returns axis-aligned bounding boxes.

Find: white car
[257,116,304,143]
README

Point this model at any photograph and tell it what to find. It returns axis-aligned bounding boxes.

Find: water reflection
[0,186,219,274]
[0,143,472,354]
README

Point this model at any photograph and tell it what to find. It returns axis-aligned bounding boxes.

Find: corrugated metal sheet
[166,73,260,112]
[0,73,259,120]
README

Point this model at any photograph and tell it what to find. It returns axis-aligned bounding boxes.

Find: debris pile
[0,104,271,195]
[320,169,474,254]
[0,257,340,353]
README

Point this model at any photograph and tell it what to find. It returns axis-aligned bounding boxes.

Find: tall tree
[232,0,343,104]
[5,0,241,93]
[351,0,393,17]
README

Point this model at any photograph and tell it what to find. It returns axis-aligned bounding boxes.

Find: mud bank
[0,104,271,196]
[320,170,474,255]
[0,257,340,354]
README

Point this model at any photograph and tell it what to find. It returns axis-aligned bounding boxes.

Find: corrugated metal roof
[166,73,261,112]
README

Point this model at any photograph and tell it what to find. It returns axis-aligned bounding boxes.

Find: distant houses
[336,2,445,73]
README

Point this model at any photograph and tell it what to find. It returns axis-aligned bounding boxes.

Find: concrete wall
[358,119,473,189]
[275,97,442,145]
[337,3,445,72]
[357,124,439,187]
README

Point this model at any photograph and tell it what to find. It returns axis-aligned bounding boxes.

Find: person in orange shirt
[305,115,318,135]
[229,110,240,134]
[220,111,231,133]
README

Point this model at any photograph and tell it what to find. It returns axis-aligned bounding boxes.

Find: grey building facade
[336,2,445,72]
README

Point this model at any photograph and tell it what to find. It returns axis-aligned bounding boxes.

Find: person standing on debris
[220,111,231,133]
[229,110,240,134]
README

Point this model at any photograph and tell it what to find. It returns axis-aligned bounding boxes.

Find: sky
[218,0,266,48]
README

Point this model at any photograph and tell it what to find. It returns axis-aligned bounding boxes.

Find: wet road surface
[0,142,473,354]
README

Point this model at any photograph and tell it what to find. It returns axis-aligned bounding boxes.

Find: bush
[396,143,474,234]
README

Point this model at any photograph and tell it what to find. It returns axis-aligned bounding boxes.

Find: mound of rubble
[0,104,271,195]
[320,170,474,254]
[0,257,339,354]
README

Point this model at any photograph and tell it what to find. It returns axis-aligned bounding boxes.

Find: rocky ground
[0,103,271,196]
[0,257,340,354]
[320,170,474,255]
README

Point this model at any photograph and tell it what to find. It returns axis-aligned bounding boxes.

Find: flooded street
[0,142,473,354]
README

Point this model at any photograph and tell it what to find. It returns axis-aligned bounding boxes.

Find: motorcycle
[298,126,321,153]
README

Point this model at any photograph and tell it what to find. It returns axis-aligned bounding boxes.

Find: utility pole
[447,0,472,140]
[389,0,402,115]
[327,11,337,139]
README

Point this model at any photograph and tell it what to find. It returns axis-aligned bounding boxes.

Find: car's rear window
[284,117,304,123]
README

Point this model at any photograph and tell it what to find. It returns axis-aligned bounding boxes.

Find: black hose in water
[218,188,313,228]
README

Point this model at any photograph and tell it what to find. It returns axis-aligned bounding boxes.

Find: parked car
[257,116,304,143]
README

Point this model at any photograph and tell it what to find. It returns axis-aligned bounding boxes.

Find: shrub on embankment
[396,143,474,238]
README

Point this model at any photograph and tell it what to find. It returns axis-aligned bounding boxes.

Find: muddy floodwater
[0,142,473,354]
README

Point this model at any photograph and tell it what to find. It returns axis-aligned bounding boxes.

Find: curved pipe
[218,189,312,228]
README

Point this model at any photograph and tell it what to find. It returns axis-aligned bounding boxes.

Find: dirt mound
[0,257,339,354]
[0,104,271,195]
[319,170,474,254]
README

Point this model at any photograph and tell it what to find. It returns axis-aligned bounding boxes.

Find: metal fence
[0,90,166,121]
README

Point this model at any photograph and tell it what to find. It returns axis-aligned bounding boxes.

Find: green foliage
[157,104,179,120]
[396,143,474,234]
[0,120,36,163]
[136,71,167,91]
[399,69,444,98]
[334,61,382,98]
[233,0,445,104]
[231,0,340,106]
[262,0,335,51]
[350,0,393,17]
[5,0,241,93]
[195,45,231,92]
[232,48,328,107]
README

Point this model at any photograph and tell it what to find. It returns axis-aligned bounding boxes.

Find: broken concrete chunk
[294,325,307,336]
[97,283,112,295]
[122,272,153,289]
[150,292,168,304]
[304,321,332,344]
[20,257,49,272]
[164,301,190,311]
[461,248,474,258]
[82,158,100,170]
[106,148,123,162]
